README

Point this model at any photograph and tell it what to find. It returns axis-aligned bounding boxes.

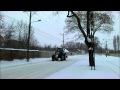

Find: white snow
[0,58,50,68]
[64,48,69,52]
[44,54,120,79]
[0,48,39,51]
[0,54,120,79]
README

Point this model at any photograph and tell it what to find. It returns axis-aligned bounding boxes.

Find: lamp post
[26,11,41,62]
[26,11,31,62]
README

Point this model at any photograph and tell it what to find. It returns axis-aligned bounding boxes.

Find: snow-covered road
[0,54,120,79]
[0,56,80,79]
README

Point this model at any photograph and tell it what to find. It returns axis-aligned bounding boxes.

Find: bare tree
[65,11,113,37]
[116,35,120,52]
[66,11,113,66]
[15,20,25,48]
[30,36,39,49]
[4,22,16,48]
[94,36,100,50]
[15,20,36,49]
[113,35,117,54]
[64,41,75,52]
[53,11,114,66]
[64,41,87,52]
[0,12,5,47]
[21,23,29,49]
[0,12,5,34]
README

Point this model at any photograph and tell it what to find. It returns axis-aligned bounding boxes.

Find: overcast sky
[1,11,120,50]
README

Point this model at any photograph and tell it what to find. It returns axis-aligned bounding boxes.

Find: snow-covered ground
[0,54,120,79]
[45,54,120,79]
[0,58,50,68]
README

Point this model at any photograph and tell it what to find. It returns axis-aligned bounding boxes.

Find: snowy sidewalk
[44,55,120,79]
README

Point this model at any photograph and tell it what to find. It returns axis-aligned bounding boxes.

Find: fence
[0,48,54,61]
[0,48,81,61]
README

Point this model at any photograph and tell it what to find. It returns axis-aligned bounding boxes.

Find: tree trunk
[85,40,94,66]
[89,50,94,66]
[69,11,95,67]
[87,11,92,66]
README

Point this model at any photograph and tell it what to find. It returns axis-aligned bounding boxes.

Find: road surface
[0,56,80,79]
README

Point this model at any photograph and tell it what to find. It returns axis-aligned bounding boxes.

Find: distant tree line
[0,12,56,51]
[113,35,120,54]
[63,41,87,52]
[63,36,102,53]
[0,12,39,49]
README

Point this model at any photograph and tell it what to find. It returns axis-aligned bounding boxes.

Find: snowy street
[0,54,120,79]
[0,56,79,79]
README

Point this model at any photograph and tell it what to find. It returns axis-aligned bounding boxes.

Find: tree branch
[67,11,74,17]
[93,21,103,35]
[69,11,87,39]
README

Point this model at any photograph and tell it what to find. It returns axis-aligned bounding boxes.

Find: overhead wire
[31,14,62,41]
[32,14,63,40]
[42,11,65,30]
[35,13,62,34]
[3,13,63,46]
[4,12,62,45]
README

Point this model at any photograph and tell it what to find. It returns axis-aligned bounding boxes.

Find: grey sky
[1,11,120,50]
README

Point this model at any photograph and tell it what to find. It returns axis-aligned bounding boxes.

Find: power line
[32,15,63,39]
[3,12,64,45]
[35,13,62,34]
[33,25,62,41]
[33,16,61,37]
[42,12,64,30]
[34,31,62,46]
[34,27,62,42]
[37,12,62,29]
[3,13,62,44]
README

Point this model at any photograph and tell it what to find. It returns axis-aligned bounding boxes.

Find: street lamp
[26,11,41,62]
[31,20,41,23]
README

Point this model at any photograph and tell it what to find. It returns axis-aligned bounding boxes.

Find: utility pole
[60,33,68,48]
[23,11,41,62]
[60,33,65,48]
[27,11,32,62]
